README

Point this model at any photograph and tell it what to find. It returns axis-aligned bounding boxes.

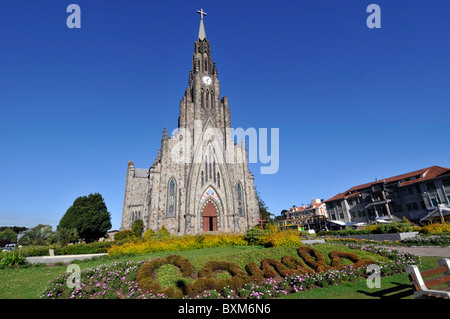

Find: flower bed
[41,260,162,299]
[401,234,450,246]
[107,234,249,255]
[41,244,419,299]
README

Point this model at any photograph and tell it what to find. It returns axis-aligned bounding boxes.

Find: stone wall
[323,231,419,242]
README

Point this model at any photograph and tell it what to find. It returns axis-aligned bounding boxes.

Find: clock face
[202,76,212,85]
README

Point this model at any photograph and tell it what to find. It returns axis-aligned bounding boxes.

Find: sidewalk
[381,246,450,258]
[26,253,108,264]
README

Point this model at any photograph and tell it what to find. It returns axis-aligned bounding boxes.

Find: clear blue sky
[1,0,449,230]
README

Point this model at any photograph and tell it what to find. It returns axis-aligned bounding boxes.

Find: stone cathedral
[120,10,259,235]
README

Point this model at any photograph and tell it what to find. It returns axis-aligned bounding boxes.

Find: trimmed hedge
[329,250,374,269]
[136,255,193,299]
[136,245,377,298]
[297,246,331,272]
[16,241,114,257]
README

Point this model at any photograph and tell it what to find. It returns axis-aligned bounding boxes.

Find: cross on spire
[197,8,207,40]
[197,8,207,20]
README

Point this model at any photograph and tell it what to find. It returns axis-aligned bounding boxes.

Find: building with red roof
[280,199,328,231]
[324,166,450,224]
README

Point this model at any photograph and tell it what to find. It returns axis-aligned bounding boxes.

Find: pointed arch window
[236,182,243,216]
[208,147,212,180]
[131,208,142,223]
[201,88,205,107]
[168,178,176,217]
[205,157,208,181]
[201,171,204,186]
[213,158,216,183]
[217,172,220,188]
[209,160,212,180]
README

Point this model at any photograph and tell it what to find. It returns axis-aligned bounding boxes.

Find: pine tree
[58,193,112,243]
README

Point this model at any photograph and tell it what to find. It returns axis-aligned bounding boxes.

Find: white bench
[405,258,450,299]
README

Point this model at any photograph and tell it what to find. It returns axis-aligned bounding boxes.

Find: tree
[0,228,17,242]
[255,188,272,229]
[18,224,55,246]
[58,193,112,243]
[0,228,17,247]
[56,227,78,246]
[132,219,144,238]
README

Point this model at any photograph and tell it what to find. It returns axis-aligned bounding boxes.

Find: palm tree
[18,224,55,245]
[56,227,79,246]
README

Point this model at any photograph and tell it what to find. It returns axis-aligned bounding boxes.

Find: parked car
[2,244,16,252]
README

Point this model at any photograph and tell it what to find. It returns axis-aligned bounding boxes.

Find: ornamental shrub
[132,220,144,238]
[156,225,171,238]
[186,277,219,296]
[420,222,450,234]
[0,252,28,268]
[376,222,413,234]
[365,224,379,232]
[143,229,156,241]
[244,262,265,282]
[137,255,193,298]
[244,228,264,245]
[297,246,331,272]
[329,250,375,269]
[260,258,291,278]
[258,230,302,247]
[56,241,112,255]
[108,233,248,255]
[280,255,313,275]
[197,260,250,291]
[114,229,135,241]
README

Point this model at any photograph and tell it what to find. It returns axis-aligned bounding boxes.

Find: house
[280,199,328,231]
[324,166,450,225]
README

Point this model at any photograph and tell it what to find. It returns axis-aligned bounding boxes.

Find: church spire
[192,8,213,76]
[197,8,207,40]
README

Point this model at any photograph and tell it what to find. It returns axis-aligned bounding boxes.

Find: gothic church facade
[120,12,259,235]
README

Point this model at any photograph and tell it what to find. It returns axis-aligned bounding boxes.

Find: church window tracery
[213,158,216,183]
[168,178,176,217]
[236,182,243,216]
[205,157,208,181]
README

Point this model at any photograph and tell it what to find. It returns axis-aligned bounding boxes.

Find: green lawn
[0,245,261,299]
[278,256,444,299]
[0,245,443,299]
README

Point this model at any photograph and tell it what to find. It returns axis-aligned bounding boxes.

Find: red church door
[202,202,217,232]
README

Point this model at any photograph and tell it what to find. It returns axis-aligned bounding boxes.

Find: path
[380,246,450,258]
[26,253,108,264]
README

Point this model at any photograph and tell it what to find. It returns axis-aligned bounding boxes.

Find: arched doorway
[202,202,217,232]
